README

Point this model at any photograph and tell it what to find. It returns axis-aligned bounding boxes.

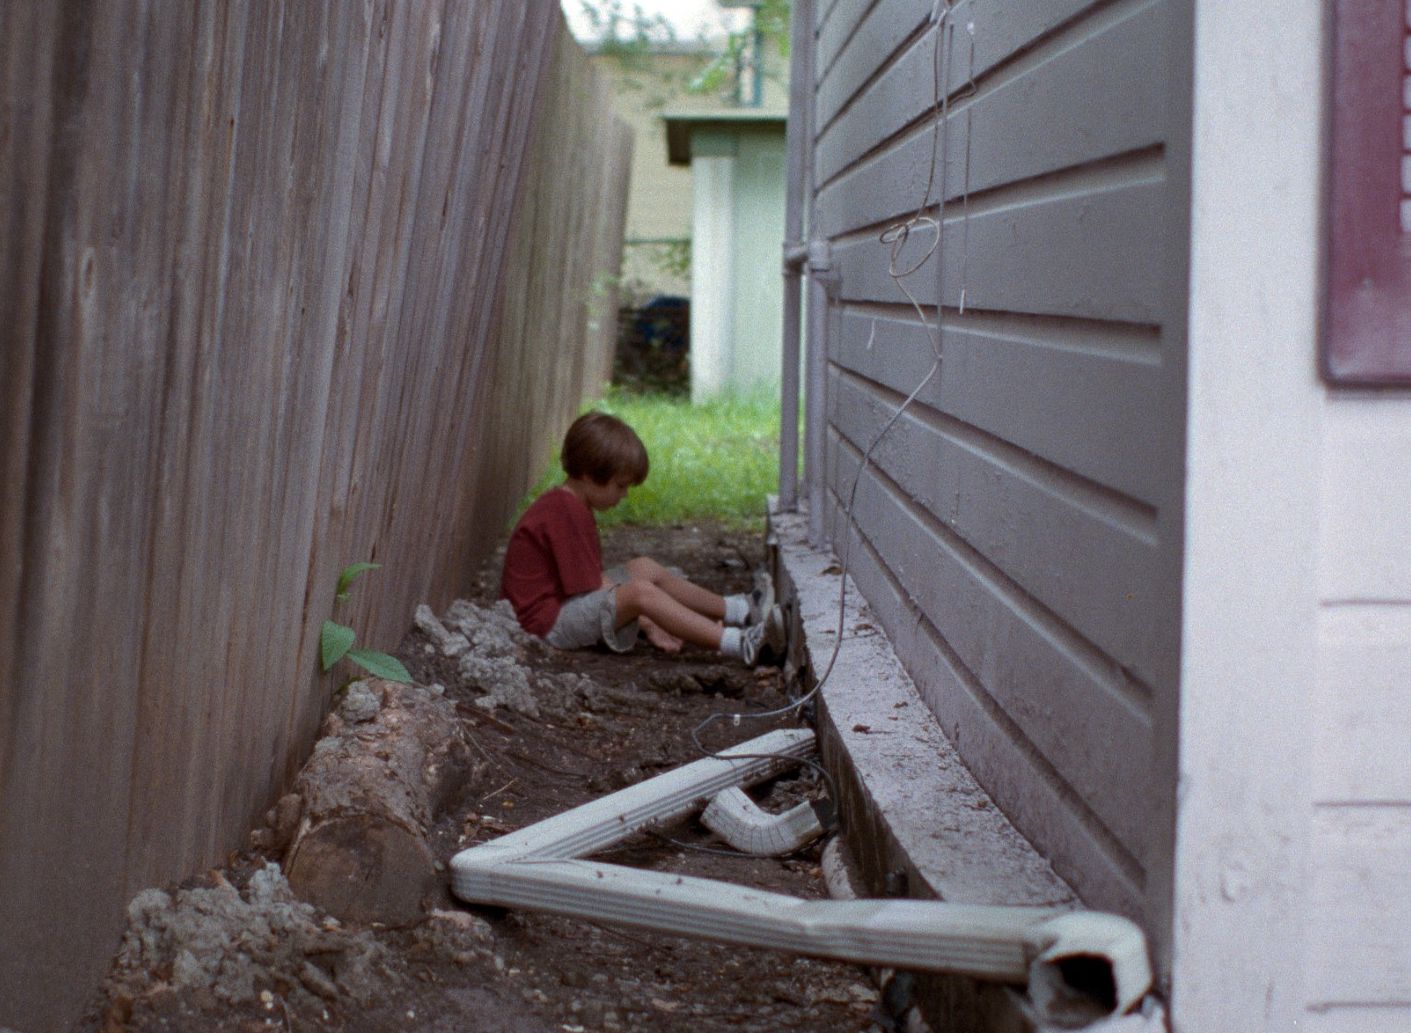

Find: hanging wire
[689,2,981,810]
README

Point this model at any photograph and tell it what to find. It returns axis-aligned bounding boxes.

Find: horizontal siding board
[816,0,848,37]
[1319,415,1411,601]
[1308,806,1411,1006]
[827,427,1154,859]
[832,309,1164,504]
[834,175,1168,323]
[815,0,1108,186]
[829,369,1163,684]
[823,478,1146,919]
[816,0,933,131]
[817,0,1168,238]
[1314,607,1411,802]
[1301,1009,1411,1033]
[816,0,873,81]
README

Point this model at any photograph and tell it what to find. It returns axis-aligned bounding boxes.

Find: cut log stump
[279,680,474,926]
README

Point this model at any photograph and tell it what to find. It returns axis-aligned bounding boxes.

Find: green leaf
[346,649,412,685]
[320,620,356,672]
[334,562,380,604]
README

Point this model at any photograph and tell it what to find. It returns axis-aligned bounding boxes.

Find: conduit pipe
[450,729,1153,1027]
[700,786,824,855]
[778,0,814,511]
[805,239,832,546]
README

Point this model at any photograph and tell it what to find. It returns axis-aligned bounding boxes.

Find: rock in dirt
[422,599,624,721]
[646,664,752,698]
[432,599,547,717]
[338,679,382,723]
[106,863,390,1012]
[444,599,531,655]
[414,604,471,658]
[533,670,605,718]
[409,909,496,967]
[283,680,475,926]
[460,651,539,717]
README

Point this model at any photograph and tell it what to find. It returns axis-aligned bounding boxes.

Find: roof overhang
[663,110,787,166]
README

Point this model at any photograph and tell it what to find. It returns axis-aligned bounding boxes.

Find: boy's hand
[639,616,683,654]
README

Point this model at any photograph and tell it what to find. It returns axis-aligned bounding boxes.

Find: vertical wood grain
[0,3,629,1029]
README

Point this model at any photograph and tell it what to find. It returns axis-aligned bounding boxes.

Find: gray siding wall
[808,0,1189,939]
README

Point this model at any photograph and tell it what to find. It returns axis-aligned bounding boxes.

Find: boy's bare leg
[638,616,683,653]
[614,580,723,651]
[622,556,725,620]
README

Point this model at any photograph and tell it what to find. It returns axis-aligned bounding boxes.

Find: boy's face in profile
[580,473,635,512]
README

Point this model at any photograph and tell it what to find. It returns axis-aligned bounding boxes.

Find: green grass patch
[522,388,782,530]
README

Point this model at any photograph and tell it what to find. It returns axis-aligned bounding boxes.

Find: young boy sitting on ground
[501,411,785,665]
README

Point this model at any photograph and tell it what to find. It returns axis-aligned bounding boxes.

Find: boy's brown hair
[560,411,649,486]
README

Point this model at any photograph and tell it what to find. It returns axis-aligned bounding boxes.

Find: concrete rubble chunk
[338,680,382,723]
[109,863,391,1011]
[445,599,532,653]
[414,603,470,657]
[460,652,540,718]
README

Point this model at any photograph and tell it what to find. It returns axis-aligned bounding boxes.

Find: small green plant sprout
[333,561,380,604]
[320,562,412,684]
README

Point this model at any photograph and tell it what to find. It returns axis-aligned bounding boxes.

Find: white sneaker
[740,604,787,667]
[746,569,775,626]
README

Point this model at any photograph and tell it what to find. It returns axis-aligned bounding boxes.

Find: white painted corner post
[691,141,737,403]
[1173,0,1322,1028]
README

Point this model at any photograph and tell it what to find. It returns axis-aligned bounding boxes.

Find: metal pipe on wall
[779,0,813,512]
[805,243,831,546]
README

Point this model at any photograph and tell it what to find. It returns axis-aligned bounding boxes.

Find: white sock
[723,594,749,626]
[719,626,744,659]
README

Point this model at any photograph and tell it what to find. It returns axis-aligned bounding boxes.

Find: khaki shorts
[545,566,638,653]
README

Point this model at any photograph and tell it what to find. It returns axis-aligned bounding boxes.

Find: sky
[560,0,751,43]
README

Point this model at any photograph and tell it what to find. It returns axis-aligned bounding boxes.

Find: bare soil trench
[78,522,889,1033]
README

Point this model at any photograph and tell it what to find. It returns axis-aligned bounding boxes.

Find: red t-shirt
[500,487,603,635]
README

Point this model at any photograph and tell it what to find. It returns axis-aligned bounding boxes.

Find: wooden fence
[0,3,630,1029]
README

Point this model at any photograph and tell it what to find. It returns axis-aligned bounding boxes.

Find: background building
[585,2,792,400]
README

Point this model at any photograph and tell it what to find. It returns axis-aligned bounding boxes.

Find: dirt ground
[77,522,898,1033]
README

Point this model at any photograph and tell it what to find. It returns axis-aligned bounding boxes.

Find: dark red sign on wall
[1323,0,1411,384]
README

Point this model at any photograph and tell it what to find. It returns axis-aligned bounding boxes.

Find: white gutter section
[700,786,824,855]
[455,729,816,864]
[450,729,1153,1027]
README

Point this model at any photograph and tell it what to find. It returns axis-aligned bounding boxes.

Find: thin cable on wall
[692,0,979,765]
